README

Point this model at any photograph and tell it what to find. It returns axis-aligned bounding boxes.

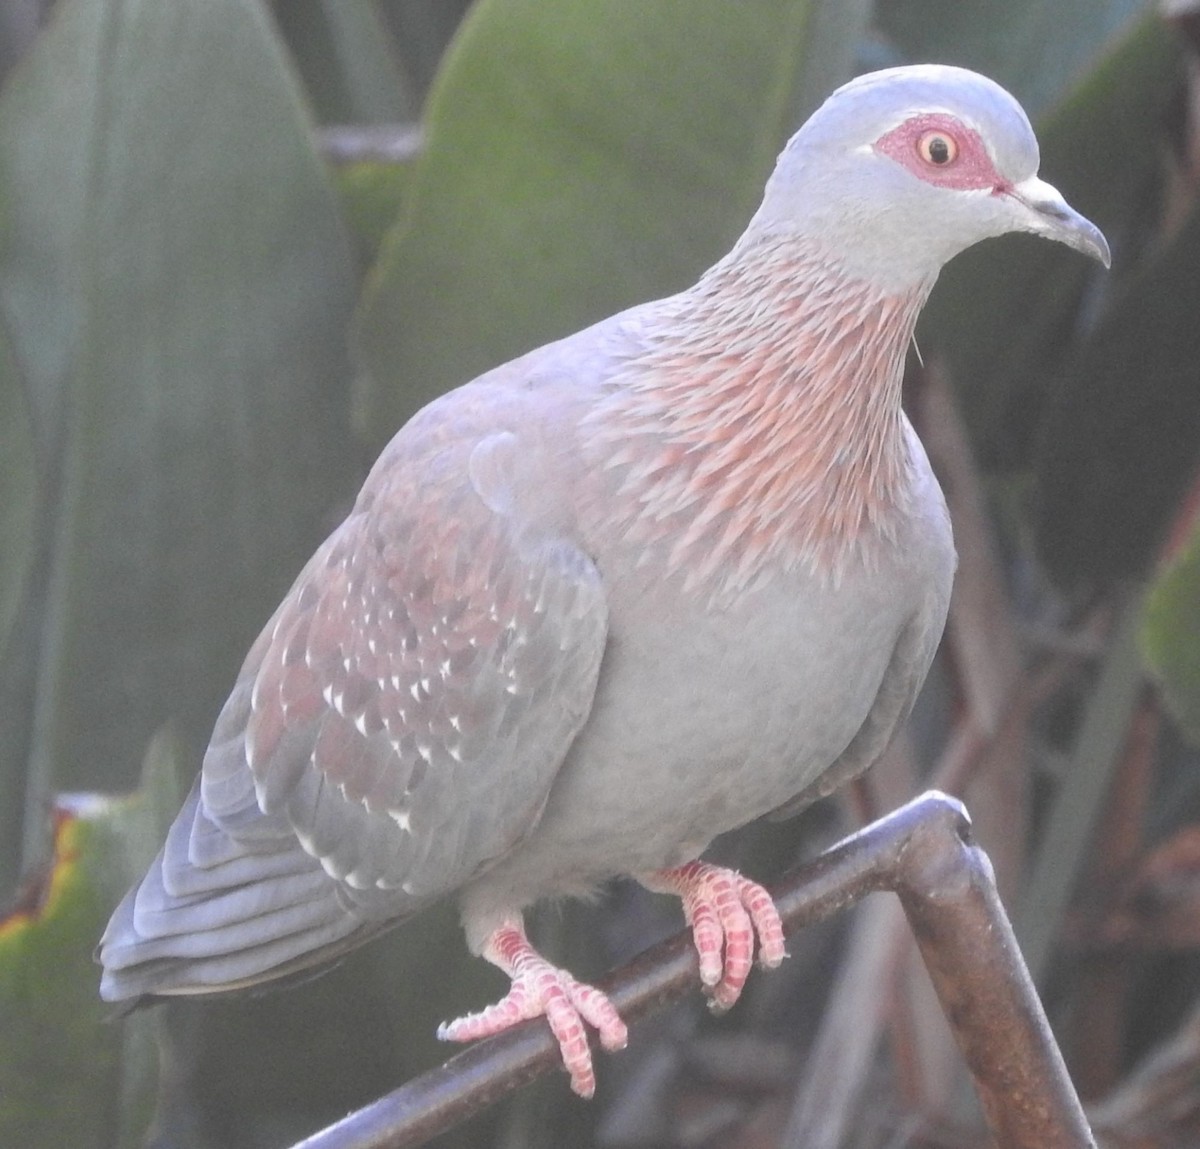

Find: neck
[585,231,935,600]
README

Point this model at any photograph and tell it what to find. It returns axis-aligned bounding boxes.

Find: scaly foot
[640,861,786,1010]
[437,919,628,1098]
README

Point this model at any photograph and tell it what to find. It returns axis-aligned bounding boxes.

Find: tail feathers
[98,894,367,1002]
[118,867,341,963]
[160,787,302,895]
[97,779,368,1003]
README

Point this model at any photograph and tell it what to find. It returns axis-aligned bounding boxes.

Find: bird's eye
[917,131,957,166]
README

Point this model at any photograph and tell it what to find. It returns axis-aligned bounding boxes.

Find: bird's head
[752,64,1110,287]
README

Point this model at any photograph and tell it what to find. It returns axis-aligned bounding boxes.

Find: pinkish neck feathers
[586,235,934,600]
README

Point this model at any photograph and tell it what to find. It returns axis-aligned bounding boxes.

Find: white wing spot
[389,808,411,831]
[319,853,347,880]
[294,826,318,859]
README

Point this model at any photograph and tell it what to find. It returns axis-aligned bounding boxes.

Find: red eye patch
[874,112,1008,193]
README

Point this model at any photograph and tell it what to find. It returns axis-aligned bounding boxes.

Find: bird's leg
[437,916,628,1098]
[638,862,786,1011]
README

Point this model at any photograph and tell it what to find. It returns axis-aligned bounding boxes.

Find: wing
[214,435,609,905]
[99,427,608,998]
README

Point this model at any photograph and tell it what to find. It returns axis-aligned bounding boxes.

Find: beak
[1006,176,1111,267]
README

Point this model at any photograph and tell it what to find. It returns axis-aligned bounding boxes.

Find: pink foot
[437,920,628,1098]
[640,862,786,1011]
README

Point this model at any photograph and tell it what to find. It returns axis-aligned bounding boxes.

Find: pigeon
[98,64,1110,1098]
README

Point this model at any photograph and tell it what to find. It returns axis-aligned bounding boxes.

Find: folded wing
[99,429,608,1000]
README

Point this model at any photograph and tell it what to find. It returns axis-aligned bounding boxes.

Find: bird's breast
[492,522,945,893]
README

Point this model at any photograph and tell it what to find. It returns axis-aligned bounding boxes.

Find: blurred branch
[1071,697,1161,1098]
[781,836,910,1147]
[1090,996,1200,1147]
[919,357,1024,739]
[1017,594,1150,984]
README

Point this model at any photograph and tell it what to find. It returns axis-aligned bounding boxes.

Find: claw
[640,862,785,1010]
[438,920,627,1098]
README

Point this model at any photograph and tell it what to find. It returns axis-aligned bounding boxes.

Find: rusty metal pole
[891,796,1096,1148]
[292,792,1094,1149]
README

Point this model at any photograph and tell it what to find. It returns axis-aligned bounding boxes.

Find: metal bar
[292,792,1094,1149]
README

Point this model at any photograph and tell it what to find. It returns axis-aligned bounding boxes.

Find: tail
[96,779,382,1003]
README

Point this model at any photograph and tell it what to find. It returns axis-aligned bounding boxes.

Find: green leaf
[0,730,185,1149]
[356,0,868,446]
[1143,519,1200,744]
[0,0,360,819]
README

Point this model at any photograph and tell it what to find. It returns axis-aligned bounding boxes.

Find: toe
[688,897,725,987]
[712,897,754,1006]
[569,980,628,1051]
[739,875,787,968]
[540,976,598,1097]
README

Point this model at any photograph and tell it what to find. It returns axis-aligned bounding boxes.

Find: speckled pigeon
[98,64,1109,1097]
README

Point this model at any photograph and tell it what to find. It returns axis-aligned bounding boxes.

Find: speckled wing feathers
[230,495,609,900]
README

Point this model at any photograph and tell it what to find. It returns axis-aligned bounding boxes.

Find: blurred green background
[2,1,1199,1147]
